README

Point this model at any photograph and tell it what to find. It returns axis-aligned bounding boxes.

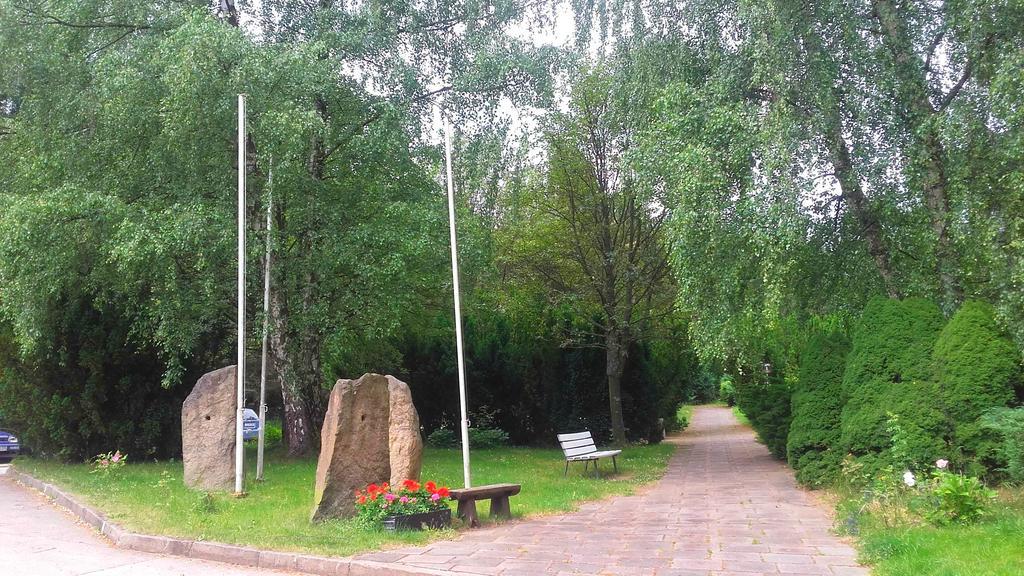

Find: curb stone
[8,467,477,576]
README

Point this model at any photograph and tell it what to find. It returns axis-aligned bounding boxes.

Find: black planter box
[382,508,452,531]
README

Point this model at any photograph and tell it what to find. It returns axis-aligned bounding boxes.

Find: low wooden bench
[448,483,521,527]
[557,431,621,478]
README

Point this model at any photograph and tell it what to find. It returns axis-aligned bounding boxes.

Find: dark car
[0,429,20,463]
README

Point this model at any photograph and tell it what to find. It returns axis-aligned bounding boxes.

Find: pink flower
[399,496,409,504]
[430,493,441,502]
[111,451,122,463]
[936,459,949,470]
[384,493,396,502]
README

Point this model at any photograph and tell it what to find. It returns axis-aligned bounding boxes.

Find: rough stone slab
[312,374,392,521]
[182,365,238,491]
[387,375,423,486]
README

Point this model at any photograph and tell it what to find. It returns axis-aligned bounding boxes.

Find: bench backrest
[557,431,597,458]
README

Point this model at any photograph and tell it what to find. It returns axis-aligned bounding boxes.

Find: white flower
[936,459,949,470]
[903,470,916,487]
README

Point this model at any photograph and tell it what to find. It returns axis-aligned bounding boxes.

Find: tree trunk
[264,188,315,457]
[605,329,628,447]
[872,0,963,311]
[821,105,902,298]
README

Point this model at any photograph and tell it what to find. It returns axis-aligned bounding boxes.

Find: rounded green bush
[933,300,1020,472]
[839,297,948,470]
[736,370,792,459]
[787,331,849,487]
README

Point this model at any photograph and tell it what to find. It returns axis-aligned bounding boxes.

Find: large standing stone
[182,365,237,491]
[387,375,423,486]
[311,374,392,521]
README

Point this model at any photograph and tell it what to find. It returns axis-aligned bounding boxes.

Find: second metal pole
[235,93,247,495]
[443,117,471,489]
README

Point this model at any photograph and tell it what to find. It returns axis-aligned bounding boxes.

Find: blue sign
[243,408,261,440]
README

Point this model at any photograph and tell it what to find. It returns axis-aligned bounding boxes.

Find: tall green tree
[506,65,673,446]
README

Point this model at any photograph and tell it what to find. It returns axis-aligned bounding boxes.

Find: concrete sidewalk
[0,466,296,576]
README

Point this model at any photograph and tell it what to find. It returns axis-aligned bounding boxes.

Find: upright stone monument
[387,375,423,486]
[182,365,237,491]
[311,373,424,521]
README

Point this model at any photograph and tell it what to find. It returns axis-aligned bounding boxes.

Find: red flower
[425,481,438,493]
[366,483,380,495]
[357,494,367,504]
[436,487,450,498]
[402,479,421,491]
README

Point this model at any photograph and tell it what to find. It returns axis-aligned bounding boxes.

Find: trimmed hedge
[735,369,792,459]
[934,300,1020,474]
[839,297,948,471]
[787,331,849,486]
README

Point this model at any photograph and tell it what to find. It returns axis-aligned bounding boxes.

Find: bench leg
[613,455,618,473]
[583,460,589,474]
[490,496,511,520]
[594,459,600,478]
[456,499,480,528]
[564,460,569,477]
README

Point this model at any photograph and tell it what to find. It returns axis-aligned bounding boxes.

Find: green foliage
[933,301,1020,472]
[262,421,283,447]
[787,331,849,486]
[734,369,792,459]
[0,314,198,460]
[840,298,948,471]
[426,428,457,449]
[674,405,693,431]
[718,377,736,407]
[923,470,997,526]
[981,408,1024,483]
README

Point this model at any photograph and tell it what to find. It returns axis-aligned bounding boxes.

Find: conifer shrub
[839,297,948,471]
[787,331,849,486]
[933,300,1020,474]
[735,369,792,459]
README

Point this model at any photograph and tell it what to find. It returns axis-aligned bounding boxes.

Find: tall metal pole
[235,93,247,495]
[443,117,471,489]
[256,158,272,481]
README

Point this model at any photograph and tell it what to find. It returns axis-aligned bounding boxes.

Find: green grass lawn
[675,404,694,430]
[852,487,1024,576]
[15,442,675,557]
[731,405,750,425]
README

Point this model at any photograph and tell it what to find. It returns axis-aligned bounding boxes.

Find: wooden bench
[557,431,621,478]
[449,483,521,527]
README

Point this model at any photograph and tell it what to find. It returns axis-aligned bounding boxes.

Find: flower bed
[356,479,452,530]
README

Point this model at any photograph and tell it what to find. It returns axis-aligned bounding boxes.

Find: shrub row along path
[356,405,870,576]
[0,464,290,576]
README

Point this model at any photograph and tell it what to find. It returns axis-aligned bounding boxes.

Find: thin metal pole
[443,117,471,489]
[235,93,247,495]
[256,157,272,481]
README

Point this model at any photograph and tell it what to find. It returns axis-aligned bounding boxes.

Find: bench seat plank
[449,483,521,500]
[448,483,522,527]
[566,449,621,462]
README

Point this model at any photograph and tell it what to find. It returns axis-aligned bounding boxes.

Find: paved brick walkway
[356,405,869,576]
